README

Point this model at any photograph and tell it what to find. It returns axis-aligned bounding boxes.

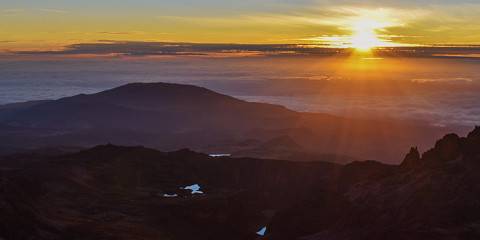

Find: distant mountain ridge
[1,82,293,128]
[0,82,461,163]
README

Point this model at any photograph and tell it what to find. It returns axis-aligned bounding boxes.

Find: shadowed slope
[269,127,480,240]
[0,82,457,162]
[0,144,339,240]
[1,128,480,239]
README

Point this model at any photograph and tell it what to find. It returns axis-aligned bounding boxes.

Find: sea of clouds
[1,55,479,128]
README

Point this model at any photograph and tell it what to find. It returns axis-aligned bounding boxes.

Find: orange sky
[2,1,480,51]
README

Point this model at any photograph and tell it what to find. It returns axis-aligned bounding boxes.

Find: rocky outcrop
[269,127,480,240]
[1,127,480,240]
[400,146,420,168]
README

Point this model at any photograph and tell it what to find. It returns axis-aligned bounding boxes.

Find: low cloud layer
[1,54,479,128]
[11,41,480,59]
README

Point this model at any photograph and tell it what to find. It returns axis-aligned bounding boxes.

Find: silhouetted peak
[464,126,480,155]
[116,82,210,93]
[435,133,460,145]
[467,126,480,139]
[174,148,195,154]
[421,133,462,164]
[401,147,420,168]
[68,82,245,111]
[97,82,236,102]
[168,148,207,158]
[436,133,461,160]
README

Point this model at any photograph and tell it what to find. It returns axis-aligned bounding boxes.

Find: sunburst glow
[349,18,393,51]
[350,19,386,51]
[307,9,410,50]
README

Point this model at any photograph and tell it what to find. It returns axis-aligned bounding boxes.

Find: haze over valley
[2,54,480,128]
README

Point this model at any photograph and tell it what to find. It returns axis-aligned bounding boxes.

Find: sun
[348,18,394,51]
[308,9,409,51]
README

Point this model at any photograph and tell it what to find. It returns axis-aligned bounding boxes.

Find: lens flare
[349,19,391,51]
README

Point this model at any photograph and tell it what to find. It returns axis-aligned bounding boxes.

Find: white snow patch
[256,226,267,236]
[163,193,178,198]
[209,153,231,157]
[183,184,204,194]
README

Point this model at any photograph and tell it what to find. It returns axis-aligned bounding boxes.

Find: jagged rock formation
[400,146,420,168]
[1,127,479,240]
[269,127,480,240]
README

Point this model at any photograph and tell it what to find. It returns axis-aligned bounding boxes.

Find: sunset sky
[2,0,480,52]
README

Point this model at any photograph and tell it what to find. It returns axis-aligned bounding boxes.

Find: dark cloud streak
[11,41,480,59]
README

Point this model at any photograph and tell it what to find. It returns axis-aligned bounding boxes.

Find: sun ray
[349,18,393,51]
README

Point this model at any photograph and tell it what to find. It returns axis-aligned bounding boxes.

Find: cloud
[1,8,68,16]
[2,9,25,15]
[10,41,480,59]
[12,41,339,57]
[97,32,134,35]
[411,77,473,83]
[38,8,69,14]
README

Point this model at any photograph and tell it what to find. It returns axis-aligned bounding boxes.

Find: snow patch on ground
[183,184,204,194]
[209,153,231,157]
[256,226,267,236]
[163,193,178,198]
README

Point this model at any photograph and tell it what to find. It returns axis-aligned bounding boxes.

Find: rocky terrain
[1,127,480,240]
[269,127,480,240]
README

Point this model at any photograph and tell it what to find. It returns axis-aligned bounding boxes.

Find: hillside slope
[1,128,480,239]
[0,82,458,162]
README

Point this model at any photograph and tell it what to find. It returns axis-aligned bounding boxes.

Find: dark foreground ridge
[1,127,480,240]
[0,82,458,163]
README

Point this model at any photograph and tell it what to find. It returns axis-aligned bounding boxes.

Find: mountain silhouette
[268,126,480,240]
[1,127,480,239]
[0,82,459,162]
